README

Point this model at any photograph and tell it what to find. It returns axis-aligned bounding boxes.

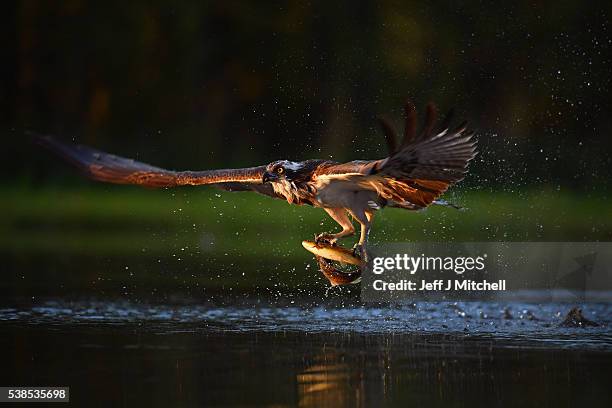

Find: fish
[302,240,363,286]
[315,256,362,286]
[301,240,364,266]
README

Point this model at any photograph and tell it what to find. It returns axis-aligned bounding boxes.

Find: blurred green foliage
[3,186,611,255]
[2,186,610,296]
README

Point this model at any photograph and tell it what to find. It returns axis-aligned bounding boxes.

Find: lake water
[1,295,611,407]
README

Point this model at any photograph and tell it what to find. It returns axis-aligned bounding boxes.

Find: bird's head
[262,160,303,183]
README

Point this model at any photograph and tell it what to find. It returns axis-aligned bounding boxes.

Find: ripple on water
[1,299,611,350]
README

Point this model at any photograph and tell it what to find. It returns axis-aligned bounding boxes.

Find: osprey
[36,102,477,259]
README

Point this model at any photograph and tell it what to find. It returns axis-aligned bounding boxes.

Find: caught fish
[302,240,363,286]
[315,256,362,286]
[301,240,364,266]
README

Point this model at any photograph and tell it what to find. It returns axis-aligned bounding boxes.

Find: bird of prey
[36,101,477,260]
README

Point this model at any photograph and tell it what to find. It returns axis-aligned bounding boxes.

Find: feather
[211,182,283,200]
[34,133,267,188]
[437,108,455,133]
[376,115,399,155]
[419,102,437,141]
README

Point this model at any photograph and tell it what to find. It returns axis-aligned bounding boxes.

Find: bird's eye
[276,167,284,174]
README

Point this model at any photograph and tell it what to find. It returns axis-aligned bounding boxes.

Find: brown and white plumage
[35,101,477,259]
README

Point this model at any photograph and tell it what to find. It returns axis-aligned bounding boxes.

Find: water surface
[1,296,611,407]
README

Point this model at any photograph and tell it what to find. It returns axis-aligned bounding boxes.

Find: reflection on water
[298,362,357,407]
[1,299,611,407]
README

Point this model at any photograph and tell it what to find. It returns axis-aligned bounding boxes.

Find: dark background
[2,1,611,189]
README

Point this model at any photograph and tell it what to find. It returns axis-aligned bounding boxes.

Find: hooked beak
[262,172,277,183]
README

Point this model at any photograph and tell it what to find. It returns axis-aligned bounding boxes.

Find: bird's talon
[314,233,328,244]
[352,244,369,262]
[315,232,336,246]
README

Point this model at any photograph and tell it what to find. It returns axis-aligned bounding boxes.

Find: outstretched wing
[34,134,282,199]
[370,102,476,207]
[377,102,476,184]
[315,102,477,209]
